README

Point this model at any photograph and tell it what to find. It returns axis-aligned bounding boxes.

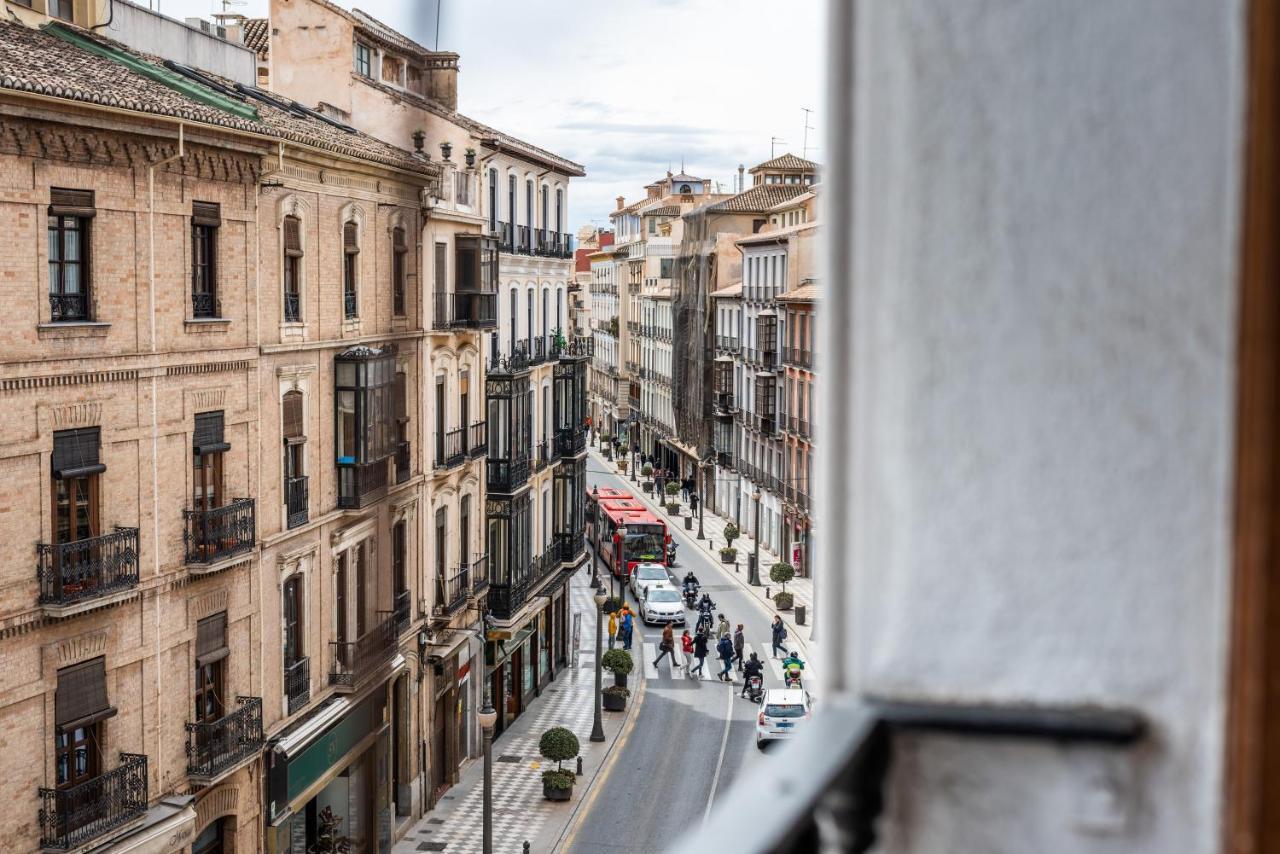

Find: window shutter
[192,201,221,227]
[194,411,230,454]
[395,372,407,423]
[196,612,229,666]
[283,391,304,442]
[283,216,302,257]
[52,427,105,479]
[343,221,359,254]
[56,657,116,731]
[392,226,407,251]
[49,188,96,217]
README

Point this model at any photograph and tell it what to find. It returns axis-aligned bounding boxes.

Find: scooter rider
[683,570,700,591]
[741,653,765,699]
[782,650,805,687]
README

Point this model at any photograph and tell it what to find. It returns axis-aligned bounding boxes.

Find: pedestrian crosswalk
[641,641,797,686]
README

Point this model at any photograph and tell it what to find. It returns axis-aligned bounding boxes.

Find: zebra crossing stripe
[766,651,787,683]
[642,642,659,679]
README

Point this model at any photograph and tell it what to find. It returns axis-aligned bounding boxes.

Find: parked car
[639,584,686,626]
[755,689,812,749]
[630,562,670,599]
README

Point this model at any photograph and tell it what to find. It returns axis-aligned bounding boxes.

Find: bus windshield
[625,525,665,562]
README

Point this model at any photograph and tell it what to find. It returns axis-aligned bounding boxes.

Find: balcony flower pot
[720,547,738,564]
[773,591,795,611]
[540,727,579,802]
[603,684,629,712]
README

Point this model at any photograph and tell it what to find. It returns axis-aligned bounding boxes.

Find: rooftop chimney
[616,196,626,210]
[738,164,745,193]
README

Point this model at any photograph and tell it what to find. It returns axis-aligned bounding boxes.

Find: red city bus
[585,488,669,580]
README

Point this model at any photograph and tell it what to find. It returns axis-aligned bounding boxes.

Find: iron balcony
[36,527,140,609]
[37,753,148,851]
[185,696,264,784]
[183,498,255,566]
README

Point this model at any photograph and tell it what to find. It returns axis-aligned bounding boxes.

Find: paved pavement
[562,456,812,854]
[393,568,638,854]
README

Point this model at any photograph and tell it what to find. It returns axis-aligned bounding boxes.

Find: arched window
[342,221,359,319]
[526,289,534,351]
[392,226,406,317]
[541,185,549,233]
[680,184,692,194]
[541,288,549,342]
[525,179,533,229]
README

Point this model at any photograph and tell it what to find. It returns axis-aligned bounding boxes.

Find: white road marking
[702,679,735,827]
[642,642,659,679]
[767,654,786,683]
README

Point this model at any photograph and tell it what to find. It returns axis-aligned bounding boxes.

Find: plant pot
[602,691,626,712]
[613,672,628,689]
[774,592,795,611]
[544,781,573,801]
[643,481,654,493]
[603,447,613,460]
[720,551,737,564]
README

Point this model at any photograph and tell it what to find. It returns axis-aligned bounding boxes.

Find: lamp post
[749,488,762,586]
[697,460,706,540]
[590,586,607,742]
[614,524,628,599]
[629,428,637,482]
[478,699,498,854]
[590,484,601,590]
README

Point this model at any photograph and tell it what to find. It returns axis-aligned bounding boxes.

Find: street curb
[551,644,647,853]
[588,449,816,669]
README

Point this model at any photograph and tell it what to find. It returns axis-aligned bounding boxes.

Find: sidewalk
[393,569,640,854]
[591,449,816,661]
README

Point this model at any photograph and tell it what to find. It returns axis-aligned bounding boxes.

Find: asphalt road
[564,460,804,854]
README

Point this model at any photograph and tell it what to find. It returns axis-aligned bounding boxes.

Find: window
[49,0,73,20]
[194,612,228,728]
[283,575,303,666]
[488,168,499,232]
[526,179,533,228]
[343,221,358,319]
[335,345,396,506]
[283,391,306,527]
[193,818,228,854]
[191,202,219,319]
[392,226,407,316]
[508,174,516,227]
[555,188,563,235]
[660,258,673,279]
[48,189,93,322]
[52,427,103,548]
[354,42,372,77]
[282,215,302,322]
[54,657,114,791]
[541,185,548,231]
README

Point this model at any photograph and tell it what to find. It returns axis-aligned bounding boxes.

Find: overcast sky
[156,0,823,229]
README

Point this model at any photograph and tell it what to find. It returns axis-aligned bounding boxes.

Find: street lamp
[614,524,628,599]
[590,484,601,590]
[629,429,637,482]
[749,488,762,586]
[590,586,608,742]
[697,460,706,541]
[478,698,498,854]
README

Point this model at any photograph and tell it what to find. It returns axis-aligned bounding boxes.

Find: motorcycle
[696,611,714,636]
[745,674,764,703]
[683,584,699,609]
[784,667,803,689]
[667,541,679,567]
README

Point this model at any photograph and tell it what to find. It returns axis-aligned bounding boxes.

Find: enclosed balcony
[486,369,532,494]
[37,527,140,614]
[38,753,148,851]
[395,440,411,484]
[329,614,397,689]
[185,696,264,785]
[335,343,397,509]
[183,498,255,568]
[337,459,388,509]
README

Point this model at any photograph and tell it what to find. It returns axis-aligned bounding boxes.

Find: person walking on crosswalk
[680,630,694,676]
[691,630,709,677]
[716,634,735,682]
[653,623,677,669]
[733,624,745,672]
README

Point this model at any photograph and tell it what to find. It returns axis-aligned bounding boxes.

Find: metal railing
[393,589,412,634]
[437,427,466,469]
[470,555,489,597]
[554,531,585,565]
[49,292,89,323]
[515,224,531,254]
[487,455,531,493]
[186,696,264,781]
[495,220,514,253]
[533,440,550,472]
[487,571,532,620]
[452,292,498,329]
[285,657,310,715]
[714,391,735,413]
[37,527,140,607]
[183,498,255,565]
[783,346,814,369]
[337,459,388,509]
[554,426,586,458]
[432,291,453,330]
[38,753,148,851]
[527,336,548,366]
[796,418,812,439]
[716,336,739,352]
[343,290,358,319]
[329,613,397,687]
[435,566,470,616]
[286,475,308,529]
[395,440,412,483]
[191,292,218,319]
[469,421,488,457]
[283,292,300,322]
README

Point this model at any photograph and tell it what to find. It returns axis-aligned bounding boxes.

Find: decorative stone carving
[51,402,103,428]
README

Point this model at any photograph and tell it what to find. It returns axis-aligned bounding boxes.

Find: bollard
[576,756,583,777]
[765,585,771,599]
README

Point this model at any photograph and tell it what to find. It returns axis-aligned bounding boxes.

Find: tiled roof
[712,283,743,298]
[736,222,818,246]
[670,171,701,182]
[644,205,680,217]
[704,184,808,214]
[769,190,815,212]
[0,21,436,177]
[351,8,451,62]
[242,18,268,60]
[749,153,818,173]
[777,284,818,302]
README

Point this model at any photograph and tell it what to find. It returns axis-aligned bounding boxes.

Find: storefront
[266,692,393,854]
[484,579,571,738]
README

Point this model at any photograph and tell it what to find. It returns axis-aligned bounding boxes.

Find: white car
[755,689,812,749]
[629,562,670,599]
[639,584,686,626]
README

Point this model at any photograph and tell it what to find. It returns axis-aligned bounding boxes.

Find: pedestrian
[716,634,735,681]
[607,610,618,650]
[653,622,676,669]
[681,630,694,676]
[621,606,635,650]
[655,470,665,498]
[682,478,692,503]
[717,613,731,641]
[690,491,700,514]
[691,630,709,676]
[733,623,745,672]
[771,615,787,659]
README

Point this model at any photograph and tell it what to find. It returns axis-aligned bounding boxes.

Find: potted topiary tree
[539,727,580,802]
[602,648,633,688]
[602,684,630,711]
[771,561,796,610]
[641,464,655,493]
[720,546,738,564]
[601,435,613,460]
[602,596,624,616]
[724,523,740,550]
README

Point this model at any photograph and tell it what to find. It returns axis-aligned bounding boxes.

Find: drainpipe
[147,122,184,777]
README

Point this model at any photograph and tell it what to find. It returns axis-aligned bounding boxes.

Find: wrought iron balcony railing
[435,566,470,617]
[329,613,397,687]
[555,531,585,565]
[714,391,735,414]
[337,459,388,509]
[186,696,264,782]
[343,290,358,319]
[469,421,488,457]
[191,292,218,319]
[527,336,548,366]
[37,527,140,608]
[554,426,586,458]
[716,451,733,469]
[49,292,89,323]
[487,455,531,493]
[452,292,498,329]
[286,475,308,529]
[183,498,255,565]
[783,346,814,369]
[38,753,148,851]
[533,440,550,472]
[495,220,514,253]
[470,555,489,597]
[284,657,310,715]
[437,427,466,470]
[487,571,532,621]
[395,440,411,483]
[283,292,300,322]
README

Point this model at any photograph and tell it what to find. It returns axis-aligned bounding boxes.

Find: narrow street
[564,458,803,853]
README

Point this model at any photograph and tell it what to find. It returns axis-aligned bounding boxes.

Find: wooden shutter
[194,411,229,453]
[395,372,408,423]
[283,216,302,257]
[434,242,447,292]
[343,221,359,254]
[192,201,221,227]
[283,391,304,443]
[196,612,229,666]
[52,427,104,479]
[56,657,116,731]
[49,188,96,217]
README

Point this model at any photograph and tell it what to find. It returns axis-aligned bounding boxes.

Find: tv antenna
[771,136,786,158]
[801,108,814,160]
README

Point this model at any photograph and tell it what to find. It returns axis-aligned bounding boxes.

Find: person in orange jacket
[607,610,618,649]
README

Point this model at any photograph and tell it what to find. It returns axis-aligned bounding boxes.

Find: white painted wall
[107,0,256,84]
[830,1,1246,851]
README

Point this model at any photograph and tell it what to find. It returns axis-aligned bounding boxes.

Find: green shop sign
[271,694,382,811]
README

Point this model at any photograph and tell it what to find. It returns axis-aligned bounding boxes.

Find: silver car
[629,562,671,600]
[639,584,686,626]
